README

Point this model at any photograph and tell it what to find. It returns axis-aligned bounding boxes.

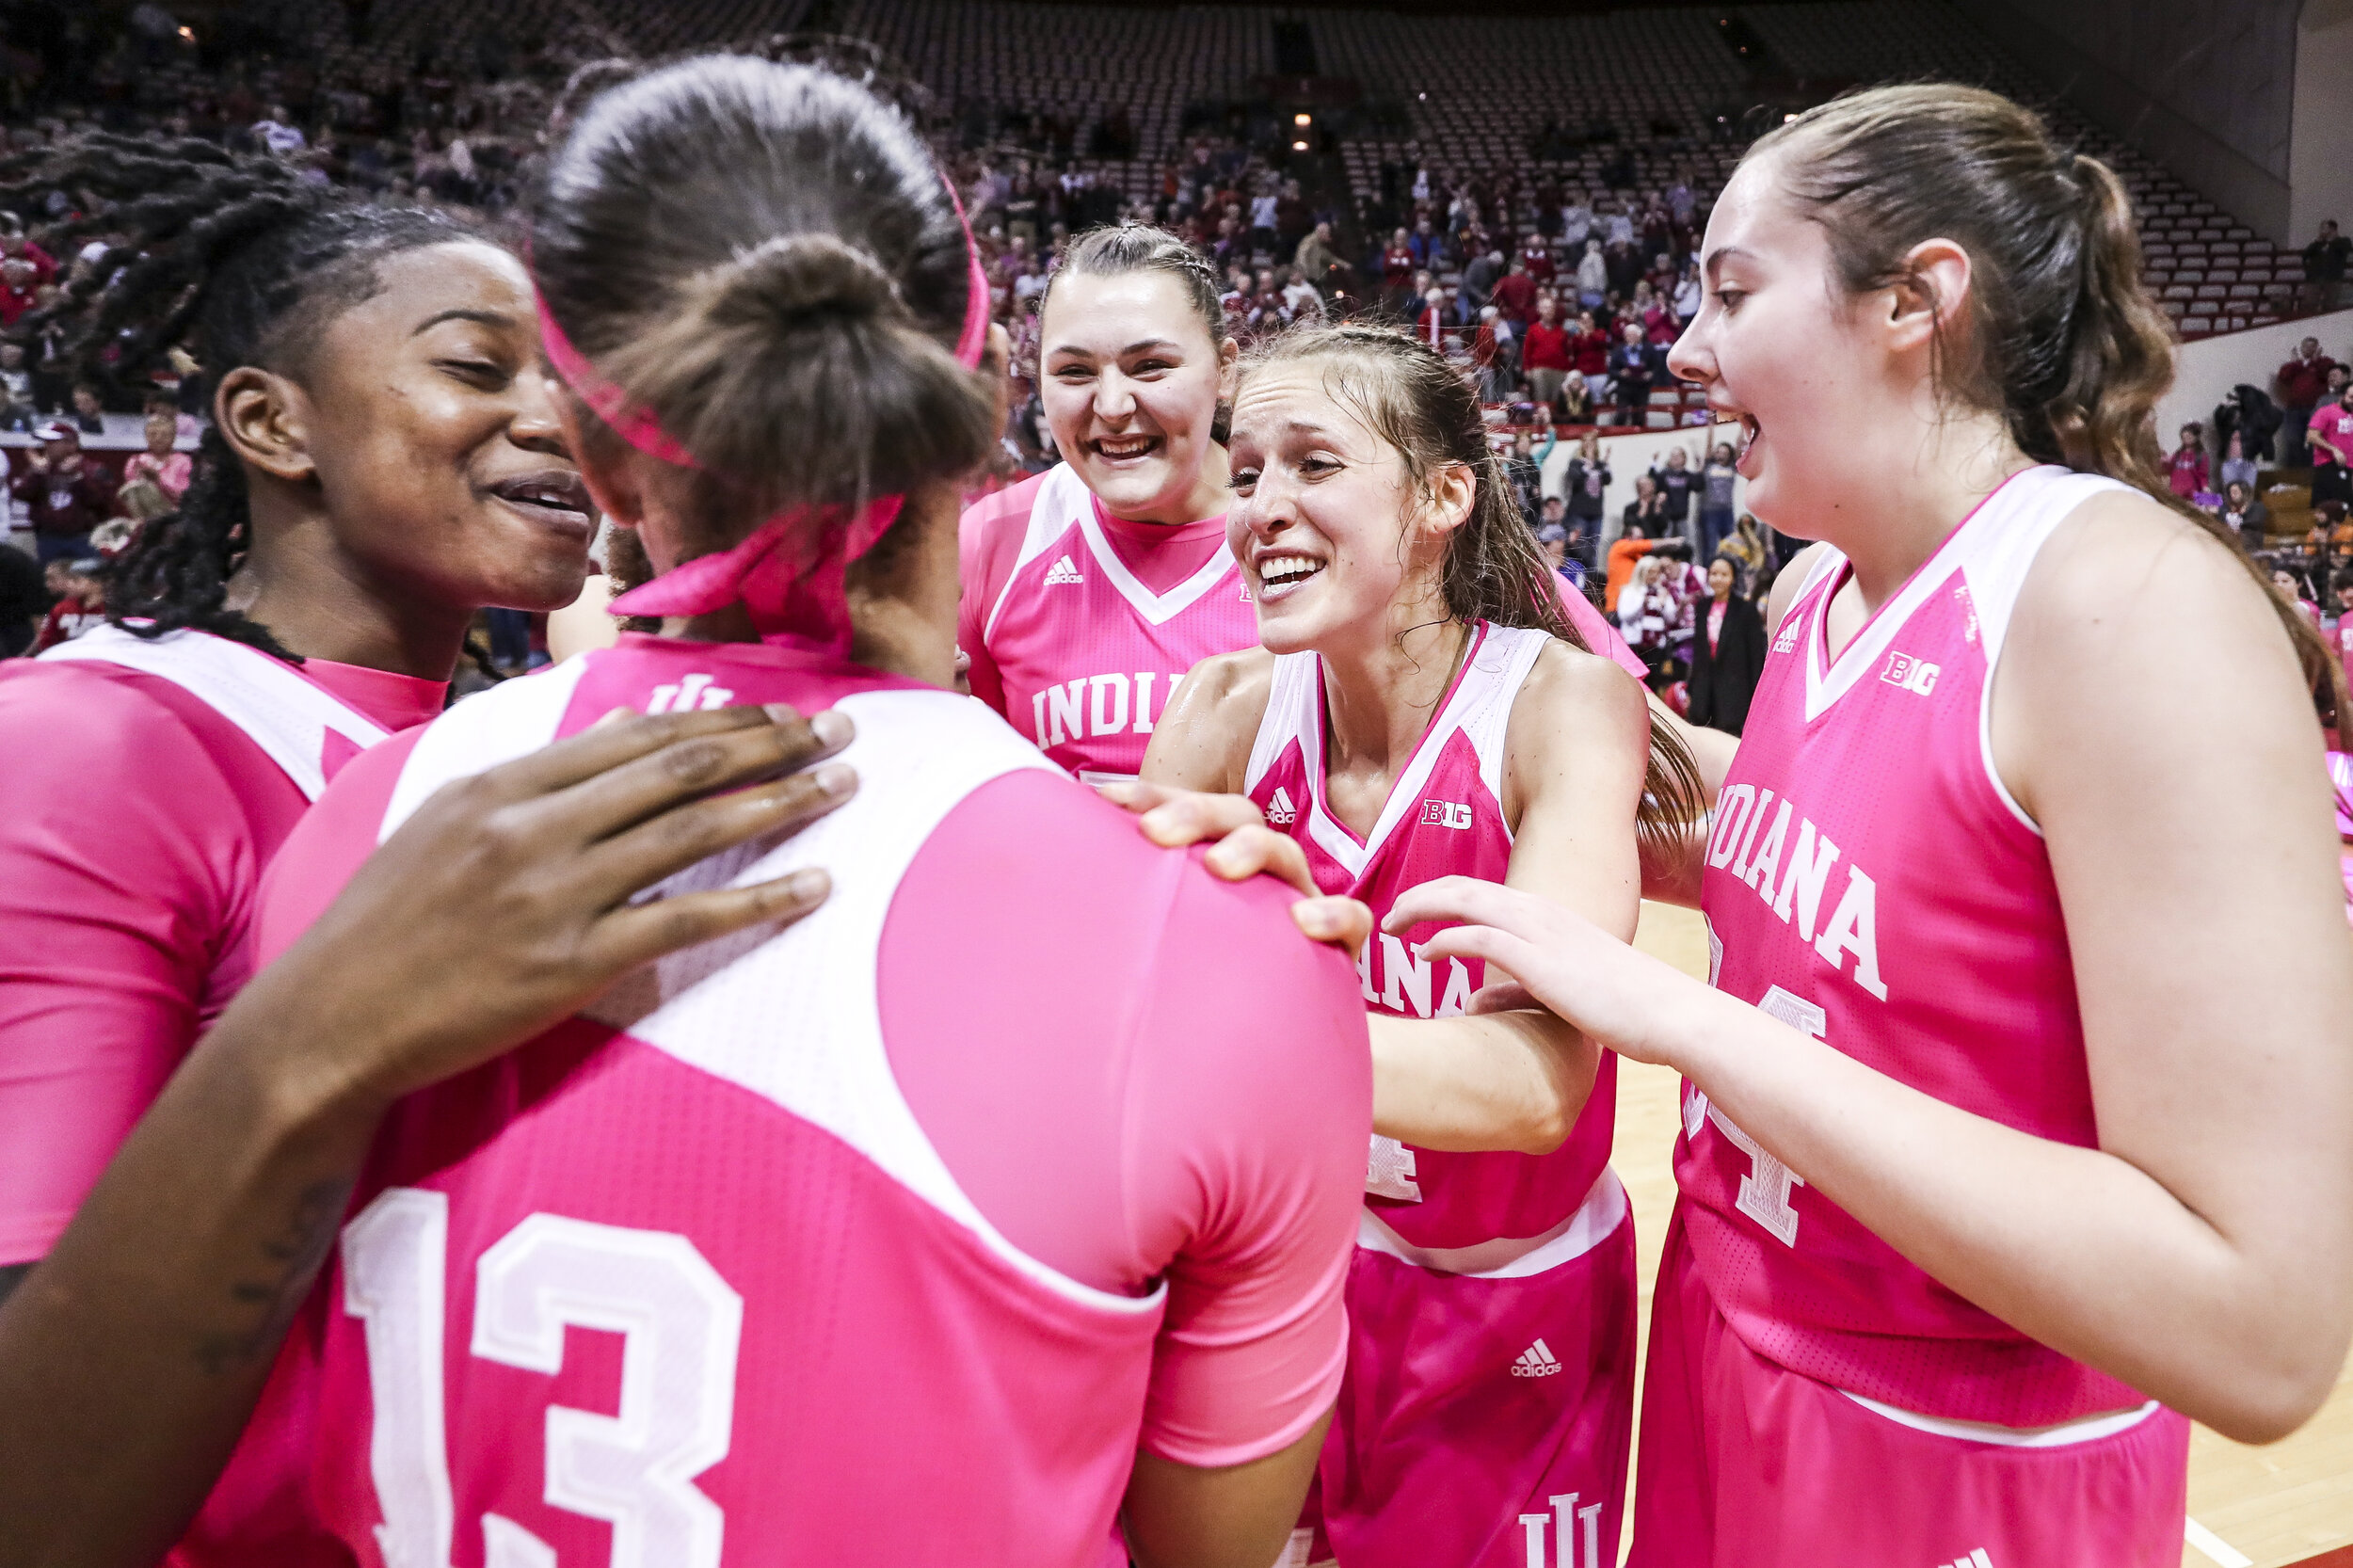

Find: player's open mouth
[1255,552,1325,601]
[1734,413,1762,477]
[488,470,596,539]
[1090,434,1160,463]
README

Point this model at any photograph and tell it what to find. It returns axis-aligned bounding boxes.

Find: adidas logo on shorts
[1511,1338,1563,1378]
[1266,786,1298,825]
[1043,554,1084,586]
[1936,1551,1993,1568]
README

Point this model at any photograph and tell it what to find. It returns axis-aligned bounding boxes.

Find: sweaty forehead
[1230,363,1374,442]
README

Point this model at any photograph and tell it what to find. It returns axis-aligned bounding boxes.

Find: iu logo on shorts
[1421,798,1472,829]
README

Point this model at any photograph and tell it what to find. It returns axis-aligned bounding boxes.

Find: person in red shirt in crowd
[0,260,36,328]
[29,556,104,653]
[121,412,194,504]
[1380,226,1416,311]
[1493,254,1537,325]
[1417,280,1454,348]
[2167,422,2210,498]
[1573,307,1612,379]
[0,214,56,288]
[1520,231,1557,287]
[1524,295,1573,414]
[11,422,117,564]
[2312,381,2353,511]
[2280,336,2342,468]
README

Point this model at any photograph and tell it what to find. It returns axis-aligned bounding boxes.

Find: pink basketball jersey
[179,634,1370,1568]
[1244,621,1622,1256]
[1683,464,2147,1426]
[960,465,1258,783]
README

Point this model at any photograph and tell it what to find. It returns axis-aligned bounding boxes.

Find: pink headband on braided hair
[536,178,993,653]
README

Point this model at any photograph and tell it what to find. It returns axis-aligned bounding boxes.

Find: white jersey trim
[1839,1391,2161,1448]
[40,624,392,802]
[979,463,1089,644]
[379,659,1160,1319]
[1075,490,1239,627]
[1354,1168,1626,1278]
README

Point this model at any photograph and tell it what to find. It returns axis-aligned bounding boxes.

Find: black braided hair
[0,133,479,658]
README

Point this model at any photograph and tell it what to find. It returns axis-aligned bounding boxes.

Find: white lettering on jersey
[1265,786,1298,825]
[1366,1135,1422,1201]
[1712,785,1883,1000]
[1360,934,1474,1019]
[1813,866,1888,1000]
[1878,650,1942,696]
[1029,673,1186,749]
[648,674,736,713]
[1516,1490,1605,1567]
[1683,981,1825,1247]
[345,1191,744,1568]
[1420,798,1473,829]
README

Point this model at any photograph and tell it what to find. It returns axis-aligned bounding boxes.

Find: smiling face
[1707,556,1736,599]
[1040,269,1234,523]
[1225,361,1461,657]
[289,241,592,612]
[1665,152,1906,536]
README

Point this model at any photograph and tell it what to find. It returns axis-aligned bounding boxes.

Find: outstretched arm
[1393,503,2353,1442]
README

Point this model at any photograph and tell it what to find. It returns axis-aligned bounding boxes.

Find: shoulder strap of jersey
[1960,465,2135,665]
[40,625,391,801]
[1458,622,1553,809]
[1243,651,1321,793]
[381,656,594,840]
[980,462,1091,643]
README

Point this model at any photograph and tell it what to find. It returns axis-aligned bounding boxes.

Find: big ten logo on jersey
[1878,650,1941,696]
[344,1189,741,1568]
[1420,797,1472,830]
[1517,1491,1606,1568]
[1028,672,1186,749]
[648,673,737,714]
[1355,931,1475,1018]
[1705,782,1886,1001]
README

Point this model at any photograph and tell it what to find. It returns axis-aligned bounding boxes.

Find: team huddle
[0,50,2348,1568]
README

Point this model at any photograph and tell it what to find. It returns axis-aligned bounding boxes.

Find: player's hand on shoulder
[1098,778,1373,953]
[231,704,857,1113]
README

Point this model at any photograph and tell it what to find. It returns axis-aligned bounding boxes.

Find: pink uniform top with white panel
[1244,621,1625,1263]
[178,633,1370,1568]
[959,464,1257,783]
[1685,465,2150,1427]
[0,627,442,1265]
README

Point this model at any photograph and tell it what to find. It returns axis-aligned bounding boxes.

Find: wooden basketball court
[1620,903,2353,1568]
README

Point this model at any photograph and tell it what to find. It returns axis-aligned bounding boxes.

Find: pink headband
[538,177,993,653]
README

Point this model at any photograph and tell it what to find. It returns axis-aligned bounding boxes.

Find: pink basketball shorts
[1288,1177,1639,1568]
[1628,1210,2190,1568]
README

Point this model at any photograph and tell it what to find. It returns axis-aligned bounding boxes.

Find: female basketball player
[1141,323,1703,1568]
[0,139,605,1299]
[959,224,1647,787]
[181,56,1370,1568]
[1385,85,2353,1566]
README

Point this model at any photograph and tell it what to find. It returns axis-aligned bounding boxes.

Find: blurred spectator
[2215,383,2281,464]
[2219,480,2269,553]
[1293,220,1344,296]
[1652,444,1697,546]
[12,421,115,564]
[1536,520,1587,590]
[1492,256,1536,325]
[1564,430,1609,536]
[1686,554,1766,735]
[0,539,41,657]
[1504,432,1542,525]
[29,555,104,652]
[2311,382,2353,510]
[1575,239,1607,310]
[0,214,56,288]
[2217,429,2260,496]
[1698,440,1738,556]
[68,382,105,435]
[1560,369,1595,424]
[1524,296,1570,414]
[2304,220,2350,313]
[2278,337,2339,469]
[2166,423,2208,498]
[1611,323,1651,426]
[2275,566,2324,630]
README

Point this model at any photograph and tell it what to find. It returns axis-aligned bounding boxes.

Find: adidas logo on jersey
[1511,1338,1563,1378]
[1879,650,1942,696]
[1266,786,1299,825]
[1772,619,1801,655]
[1936,1552,1993,1568]
[1421,798,1472,830]
[647,673,736,713]
[1043,554,1085,586]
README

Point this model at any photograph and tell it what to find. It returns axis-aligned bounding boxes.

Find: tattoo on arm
[193,1178,353,1375]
